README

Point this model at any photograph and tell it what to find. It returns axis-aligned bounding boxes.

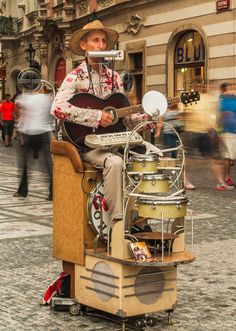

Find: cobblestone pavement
[0,142,236,331]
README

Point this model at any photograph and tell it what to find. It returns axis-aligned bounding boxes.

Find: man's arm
[51,69,103,128]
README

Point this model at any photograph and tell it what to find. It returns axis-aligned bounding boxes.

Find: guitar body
[63,92,130,149]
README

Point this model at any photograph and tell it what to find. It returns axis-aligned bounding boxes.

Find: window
[174,30,206,93]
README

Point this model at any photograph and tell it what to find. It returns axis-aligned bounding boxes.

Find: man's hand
[100,111,113,127]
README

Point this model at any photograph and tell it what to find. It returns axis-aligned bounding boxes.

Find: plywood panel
[52,141,104,265]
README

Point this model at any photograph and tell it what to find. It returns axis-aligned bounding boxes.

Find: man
[218,82,236,187]
[13,89,54,200]
[51,18,146,224]
[0,94,16,147]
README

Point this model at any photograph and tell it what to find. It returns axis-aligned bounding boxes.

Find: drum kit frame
[122,120,194,260]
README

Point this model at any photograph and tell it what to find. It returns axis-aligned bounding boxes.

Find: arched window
[174,30,206,93]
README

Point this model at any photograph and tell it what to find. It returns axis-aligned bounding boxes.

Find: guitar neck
[116,104,143,118]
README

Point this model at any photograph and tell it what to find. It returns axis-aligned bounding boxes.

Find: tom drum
[129,154,159,173]
[135,174,170,193]
[138,196,188,219]
[158,157,180,168]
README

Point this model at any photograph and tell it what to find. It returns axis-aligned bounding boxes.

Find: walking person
[183,92,233,191]
[0,94,16,147]
[13,89,54,200]
[155,103,184,158]
[218,82,236,187]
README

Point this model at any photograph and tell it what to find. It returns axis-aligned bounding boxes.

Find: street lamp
[25,42,35,67]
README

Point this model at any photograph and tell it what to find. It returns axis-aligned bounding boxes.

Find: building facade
[0,0,235,101]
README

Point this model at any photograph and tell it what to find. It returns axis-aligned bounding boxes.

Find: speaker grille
[91,261,116,302]
[134,267,165,304]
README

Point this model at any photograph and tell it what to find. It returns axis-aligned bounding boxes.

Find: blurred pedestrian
[218,82,236,187]
[13,88,54,200]
[155,103,184,158]
[183,91,233,191]
[0,99,3,143]
[0,94,16,147]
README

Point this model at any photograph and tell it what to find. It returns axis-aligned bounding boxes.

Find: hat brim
[70,27,119,56]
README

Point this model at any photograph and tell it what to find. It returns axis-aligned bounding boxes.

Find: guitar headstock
[180,91,200,105]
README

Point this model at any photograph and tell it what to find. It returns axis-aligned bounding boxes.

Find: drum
[87,180,110,240]
[129,154,159,173]
[137,196,188,219]
[135,174,170,193]
[158,157,179,168]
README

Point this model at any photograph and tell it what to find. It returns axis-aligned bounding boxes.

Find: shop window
[126,41,145,101]
[129,52,143,71]
[174,30,206,94]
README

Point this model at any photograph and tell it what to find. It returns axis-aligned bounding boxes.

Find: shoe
[215,183,234,191]
[224,177,235,186]
[185,182,196,190]
[13,192,27,197]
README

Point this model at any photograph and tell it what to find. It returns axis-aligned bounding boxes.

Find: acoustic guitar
[63,91,200,150]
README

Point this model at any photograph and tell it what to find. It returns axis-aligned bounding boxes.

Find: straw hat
[70,20,119,56]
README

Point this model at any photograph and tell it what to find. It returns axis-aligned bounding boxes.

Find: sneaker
[215,183,234,191]
[224,177,235,186]
[13,192,27,198]
[185,182,196,190]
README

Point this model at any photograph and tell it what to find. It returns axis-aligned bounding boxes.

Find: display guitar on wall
[63,91,200,150]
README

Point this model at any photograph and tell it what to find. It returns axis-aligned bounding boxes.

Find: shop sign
[216,0,230,12]
[175,43,205,64]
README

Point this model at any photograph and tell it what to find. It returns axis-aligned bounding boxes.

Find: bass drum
[87,180,110,241]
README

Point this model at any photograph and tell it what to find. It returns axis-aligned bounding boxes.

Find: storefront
[1,1,236,100]
[174,30,206,94]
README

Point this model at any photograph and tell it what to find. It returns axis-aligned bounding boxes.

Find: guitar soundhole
[104,107,117,123]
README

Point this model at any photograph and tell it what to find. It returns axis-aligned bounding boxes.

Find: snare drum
[136,174,170,193]
[130,154,159,173]
[138,196,188,219]
[87,180,110,240]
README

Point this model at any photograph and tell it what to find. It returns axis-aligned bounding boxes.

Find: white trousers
[81,149,123,221]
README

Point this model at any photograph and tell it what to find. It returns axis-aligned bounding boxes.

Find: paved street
[0,141,235,331]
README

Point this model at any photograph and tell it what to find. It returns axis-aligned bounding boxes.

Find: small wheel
[69,304,81,316]
[146,317,155,327]
[134,320,142,328]
[134,319,145,328]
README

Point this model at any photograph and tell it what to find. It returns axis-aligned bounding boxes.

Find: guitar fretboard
[117,104,144,118]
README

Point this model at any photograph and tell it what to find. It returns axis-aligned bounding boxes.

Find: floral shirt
[51,61,124,128]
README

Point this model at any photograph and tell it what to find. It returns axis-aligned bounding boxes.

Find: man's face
[80,30,107,53]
